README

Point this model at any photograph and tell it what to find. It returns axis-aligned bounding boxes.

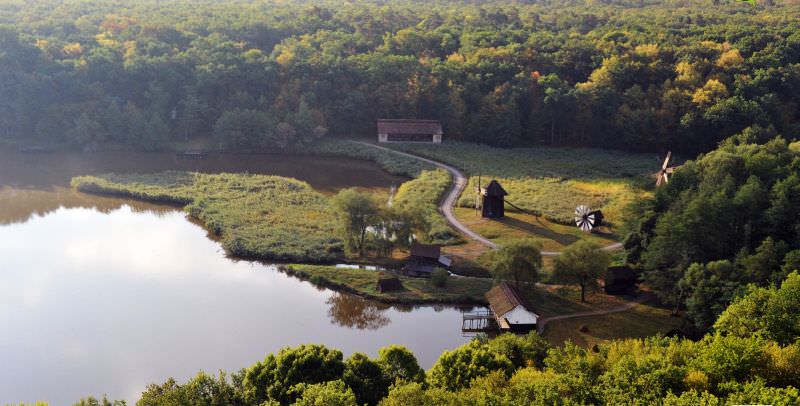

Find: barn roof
[485,282,537,318]
[377,119,443,135]
[410,243,441,259]
[484,180,508,197]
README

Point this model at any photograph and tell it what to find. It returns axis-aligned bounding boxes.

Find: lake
[0,152,477,404]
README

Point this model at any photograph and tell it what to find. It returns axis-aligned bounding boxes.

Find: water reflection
[0,206,477,404]
[0,150,405,226]
[327,293,391,330]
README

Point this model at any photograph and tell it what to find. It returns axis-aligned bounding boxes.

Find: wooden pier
[461,310,498,333]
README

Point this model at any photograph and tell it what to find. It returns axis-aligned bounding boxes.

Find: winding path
[358,142,624,256]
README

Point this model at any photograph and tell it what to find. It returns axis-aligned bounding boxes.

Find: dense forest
[625,135,800,335]
[1,0,799,152]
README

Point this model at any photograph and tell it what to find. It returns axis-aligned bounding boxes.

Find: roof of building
[376,276,403,292]
[410,243,441,259]
[484,180,508,197]
[486,282,538,319]
[377,119,443,135]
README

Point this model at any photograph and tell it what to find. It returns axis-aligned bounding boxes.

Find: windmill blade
[662,151,672,171]
[656,174,663,187]
[663,172,669,184]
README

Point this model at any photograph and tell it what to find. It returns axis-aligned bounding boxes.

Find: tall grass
[393,142,655,225]
[73,172,343,262]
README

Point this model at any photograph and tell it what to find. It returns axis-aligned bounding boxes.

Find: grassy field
[285,264,492,305]
[73,172,343,262]
[541,303,683,348]
[393,142,654,226]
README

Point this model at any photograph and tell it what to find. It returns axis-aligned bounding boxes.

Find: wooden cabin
[604,266,638,295]
[377,119,443,143]
[482,180,507,219]
[402,243,446,277]
[485,282,539,333]
[376,275,403,293]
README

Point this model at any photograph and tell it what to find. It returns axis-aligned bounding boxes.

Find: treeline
[1,0,799,152]
[77,272,799,405]
[625,133,800,334]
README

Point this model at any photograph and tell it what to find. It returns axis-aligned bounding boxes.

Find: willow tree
[552,240,611,302]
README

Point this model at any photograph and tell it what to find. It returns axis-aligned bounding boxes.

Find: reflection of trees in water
[0,186,177,225]
[326,293,391,330]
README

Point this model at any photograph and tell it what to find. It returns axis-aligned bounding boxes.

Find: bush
[431,268,449,288]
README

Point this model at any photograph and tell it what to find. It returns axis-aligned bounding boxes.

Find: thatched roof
[485,282,536,317]
[377,119,442,135]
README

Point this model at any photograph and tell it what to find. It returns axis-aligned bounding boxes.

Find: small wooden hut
[485,282,539,333]
[376,275,403,293]
[604,266,638,295]
[482,180,507,219]
[402,243,444,277]
[377,119,443,143]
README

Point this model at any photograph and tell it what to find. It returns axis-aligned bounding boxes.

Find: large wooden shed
[377,119,443,143]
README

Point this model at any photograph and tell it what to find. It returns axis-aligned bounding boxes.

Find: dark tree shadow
[327,293,391,330]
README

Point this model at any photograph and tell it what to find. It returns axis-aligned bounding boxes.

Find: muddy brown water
[0,151,478,404]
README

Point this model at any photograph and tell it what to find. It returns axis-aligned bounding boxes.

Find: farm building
[376,275,403,293]
[485,282,539,333]
[482,180,507,219]
[402,243,450,277]
[377,119,443,143]
[604,266,638,295]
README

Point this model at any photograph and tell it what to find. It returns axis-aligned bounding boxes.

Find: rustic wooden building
[376,275,403,293]
[402,243,447,277]
[377,119,443,143]
[604,266,638,295]
[485,282,539,333]
[482,180,508,219]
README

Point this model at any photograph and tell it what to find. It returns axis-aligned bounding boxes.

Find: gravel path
[536,291,654,334]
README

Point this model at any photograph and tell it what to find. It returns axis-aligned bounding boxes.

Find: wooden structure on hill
[604,266,638,295]
[485,282,539,333]
[481,180,508,219]
[402,243,450,277]
[376,275,403,293]
[377,119,443,143]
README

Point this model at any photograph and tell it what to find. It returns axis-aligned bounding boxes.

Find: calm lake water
[0,152,476,404]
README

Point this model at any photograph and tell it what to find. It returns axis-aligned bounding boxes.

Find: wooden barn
[377,119,443,143]
[485,282,540,333]
[376,275,403,293]
[482,180,507,219]
[402,243,449,277]
[604,266,638,295]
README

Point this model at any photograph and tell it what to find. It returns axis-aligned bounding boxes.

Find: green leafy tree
[242,344,344,405]
[552,240,611,302]
[377,345,425,385]
[427,339,514,392]
[343,353,390,406]
[293,380,357,406]
[332,189,380,256]
[489,240,542,289]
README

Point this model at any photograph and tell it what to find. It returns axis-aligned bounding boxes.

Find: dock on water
[461,310,498,333]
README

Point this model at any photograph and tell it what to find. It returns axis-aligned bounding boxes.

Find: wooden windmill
[575,205,604,233]
[656,151,679,187]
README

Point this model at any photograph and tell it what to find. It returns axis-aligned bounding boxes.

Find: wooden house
[604,266,638,295]
[376,275,403,293]
[482,180,507,219]
[402,243,447,277]
[377,119,443,143]
[485,282,539,333]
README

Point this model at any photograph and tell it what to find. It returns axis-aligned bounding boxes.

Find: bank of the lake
[283,265,490,305]
[73,171,343,262]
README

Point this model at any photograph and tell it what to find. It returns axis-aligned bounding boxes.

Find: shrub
[431,268,449,288]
